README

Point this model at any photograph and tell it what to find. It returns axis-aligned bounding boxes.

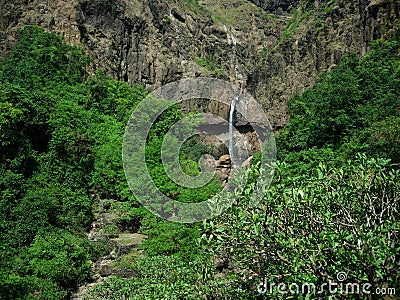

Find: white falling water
[225,26,245,164]
[229,89,240,159]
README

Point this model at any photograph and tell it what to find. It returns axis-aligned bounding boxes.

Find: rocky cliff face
[250,0,299,14]
[248,0,400,128]
[1,0,399,129]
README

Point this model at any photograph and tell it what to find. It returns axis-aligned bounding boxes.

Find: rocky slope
[250,0,300,14]
[71,198,147,299]
[1,0,399,129]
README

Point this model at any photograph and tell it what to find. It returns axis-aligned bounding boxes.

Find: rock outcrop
[0,0,399,129]
[71,198,146,299]
[247,0,400,129]
[250,0,300,14]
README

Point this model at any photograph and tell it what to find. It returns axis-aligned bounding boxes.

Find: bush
[28,229,92,290]
[206,154,400,298]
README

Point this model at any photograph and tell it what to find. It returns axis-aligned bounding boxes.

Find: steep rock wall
[0,0,399,129]
[247,0,400,128]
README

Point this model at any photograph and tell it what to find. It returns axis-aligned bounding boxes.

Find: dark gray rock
[98,261,112,277]
[250,0,299,15]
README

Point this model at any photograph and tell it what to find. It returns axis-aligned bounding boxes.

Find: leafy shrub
[86,253,251,300]
[205,155,400,298]
[28,229,92,291]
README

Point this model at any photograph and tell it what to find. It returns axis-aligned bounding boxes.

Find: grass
[172,0,207,16]
[112,250,141,269]
[198,0,277,28]
[260,0,339,61]
[194,56,227,76]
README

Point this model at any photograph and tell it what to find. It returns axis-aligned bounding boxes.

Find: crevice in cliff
[359,0,369,54]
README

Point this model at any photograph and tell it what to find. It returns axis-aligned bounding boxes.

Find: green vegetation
[202,38,400,298]
[194,55,227,76]
[172,0,204,16]
[0,26,146,299]
[261,5,311,59]
[200,0,277,28]
[0,26,220,299]
[279,39,400,164]
[261,0,339,60]
[1,25,399,299]
[86,255,239,300]
[205,155,399,298]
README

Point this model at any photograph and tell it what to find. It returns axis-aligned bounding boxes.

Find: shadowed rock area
[250,0,299,15]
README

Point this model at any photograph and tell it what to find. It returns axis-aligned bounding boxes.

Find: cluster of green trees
[279,39,400,165]
[0,26,147,299]
[1,25,399,299]
[0,25,220,299]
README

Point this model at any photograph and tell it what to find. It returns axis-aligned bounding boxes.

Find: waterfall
[226,26,244,162]
[229,89,240,159]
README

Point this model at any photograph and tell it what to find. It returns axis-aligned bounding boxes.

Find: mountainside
[1,2,400,299]
[1,0,399,128]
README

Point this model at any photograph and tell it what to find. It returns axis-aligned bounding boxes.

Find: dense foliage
[0,26,147,299]
[279,39,400,164]
[0,26,220,299]
[205,155,399,299]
